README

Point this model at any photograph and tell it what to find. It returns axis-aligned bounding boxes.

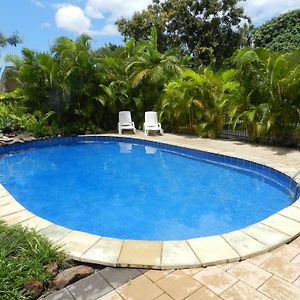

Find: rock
[46,262,59,276]
[53,265,94,289]
[24,280,44,299]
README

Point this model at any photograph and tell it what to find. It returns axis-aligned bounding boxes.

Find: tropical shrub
[232,48,300,144]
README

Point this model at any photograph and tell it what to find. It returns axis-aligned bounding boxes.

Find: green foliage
[160,68,238,137]
[0,31,22,49]
[116,0,248,65]
[0,220,64,300]
[254,9,300,52]
[0,98,56,136]
[4,29,300,146]
[230,48,300,144]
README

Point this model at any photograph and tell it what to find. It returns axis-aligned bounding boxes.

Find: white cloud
[243,0,300,25]
[41,22,51,28]
[55,5,91,34]
[53,0,299,38]
[84,0,152,20]
[95,23,119,36]
[31,0,44,8]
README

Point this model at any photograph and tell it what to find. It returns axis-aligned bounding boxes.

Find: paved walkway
[42,133,300,300]
[45,237,300,300]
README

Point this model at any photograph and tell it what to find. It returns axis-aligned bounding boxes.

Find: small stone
[53,265,94,289]
[24,280,44,299]
[46,262,59,276]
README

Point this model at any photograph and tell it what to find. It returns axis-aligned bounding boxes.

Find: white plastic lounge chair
[144,111,163,136]
[118,111,136,134]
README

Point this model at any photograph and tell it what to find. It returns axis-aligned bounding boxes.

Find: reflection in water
[145,146,157,155]
[118,142,132,153]
[118,143,158,155]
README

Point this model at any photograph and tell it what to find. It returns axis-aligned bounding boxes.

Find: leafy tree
[116,0,248,65]
[254,9,300,52]
[0,32,22,48]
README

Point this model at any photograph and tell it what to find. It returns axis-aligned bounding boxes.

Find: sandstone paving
[116,274,163,300]
[185,287,221,300]
[155,270,202,300]
[260,254,300,283]
[270,244,300,262]
[258,276,300,300]
[193,266,238,295]
[220,281,270,300]
[226,261,272,289]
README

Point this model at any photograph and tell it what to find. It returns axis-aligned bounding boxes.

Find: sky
[0,0,299,70]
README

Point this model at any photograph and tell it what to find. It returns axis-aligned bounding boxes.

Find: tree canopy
[254,9,300,52]
[116,0,248,65]
[0,32,22,49]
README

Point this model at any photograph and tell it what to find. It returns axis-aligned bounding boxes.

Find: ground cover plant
[0,220,64,300]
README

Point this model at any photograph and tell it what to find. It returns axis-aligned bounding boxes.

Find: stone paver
[161,240,200,268]
[246,252,273,266]
[223,230,266,259]
[188,236,240,266]
[144,270,174,282]
[40,224,71,243]
[221,281,270,300]
[270,244,300,262]
[242,222,291,248]
[116,274,163,300]
[260,254,300,283]
[96,290,123,300]
[186,287,221,300]
[44,288,75,300]
[117,240,162,268]
[258,276,300,300]
[0,210,35,225]
[98,267,142,289]
[156,270,202,300]
[67,273,113,300]
[193,266,238,295]
[55,230,100,258]
[227,261,272,289]
[81,238,123,267]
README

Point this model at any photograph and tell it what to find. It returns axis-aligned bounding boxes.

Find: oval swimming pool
[0,136,293,240]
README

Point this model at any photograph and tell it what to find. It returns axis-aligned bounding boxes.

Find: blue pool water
[0,138,291,240]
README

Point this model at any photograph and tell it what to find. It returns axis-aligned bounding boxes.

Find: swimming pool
[0,136,296,241]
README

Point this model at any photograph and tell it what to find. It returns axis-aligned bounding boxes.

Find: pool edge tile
[188,235,240,267]
[161,240,201,269]
[117,240,162,269]
[222,230,267,260]
[80,237,124,267]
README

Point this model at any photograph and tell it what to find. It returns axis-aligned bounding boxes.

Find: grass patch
[0,220,65,300]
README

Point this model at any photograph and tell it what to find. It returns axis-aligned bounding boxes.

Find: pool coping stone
[0,133,300,269]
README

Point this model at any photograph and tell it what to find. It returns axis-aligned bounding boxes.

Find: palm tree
[160,68,233,137]
[232,48,300,144]
[125,28,184,125]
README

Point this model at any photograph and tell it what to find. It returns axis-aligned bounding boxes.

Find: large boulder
[53,265,94,289]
